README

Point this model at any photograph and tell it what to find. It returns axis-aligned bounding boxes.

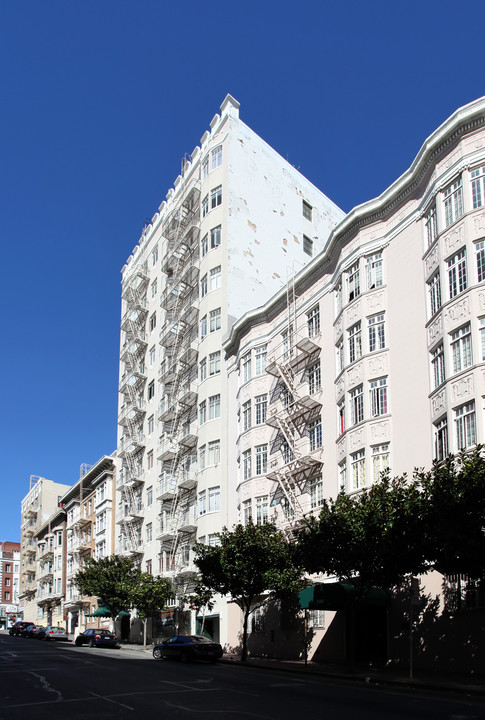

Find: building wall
[0,542,21,628]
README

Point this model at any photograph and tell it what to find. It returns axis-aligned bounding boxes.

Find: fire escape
[157,181,200,587]
[118,263,149,557]
[265,275,323,535]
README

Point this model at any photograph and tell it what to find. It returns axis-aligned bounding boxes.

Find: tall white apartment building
[223,96,485,668]
[117,94,344,643]
[19,476,71,622]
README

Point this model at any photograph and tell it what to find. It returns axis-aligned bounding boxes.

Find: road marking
[29,671,63,702]
[164,700,271,718]
[88,690,134,710]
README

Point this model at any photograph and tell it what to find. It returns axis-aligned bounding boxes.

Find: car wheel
[180,651,190,664]
[153,647,162,660]
[88,639,95,648]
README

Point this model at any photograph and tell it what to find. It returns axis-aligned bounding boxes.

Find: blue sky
[1,0,484,542]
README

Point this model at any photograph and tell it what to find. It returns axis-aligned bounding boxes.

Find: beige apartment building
[223,96,485,668]
[117,94,344,644]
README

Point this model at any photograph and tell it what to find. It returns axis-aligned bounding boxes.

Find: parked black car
[75,628,119,648]
[9,621,34,636]
[20,624,45,638]
[153,635,223,663]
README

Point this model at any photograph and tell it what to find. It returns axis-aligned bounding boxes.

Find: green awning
[87,605,112,617]
[118,610,130,617]
[299,583,390,610]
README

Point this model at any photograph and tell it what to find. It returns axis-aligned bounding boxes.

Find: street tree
[193,521,303,661]
[130,573,174,649]
[74,555,139,620]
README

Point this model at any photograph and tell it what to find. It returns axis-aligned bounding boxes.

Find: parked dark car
[153,635,223,663]
[20,624,45,638]
[37,626,69,641]
[75,628,119,648]
[9,621,34,636]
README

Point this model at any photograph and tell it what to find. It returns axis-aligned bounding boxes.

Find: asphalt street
[1,633,484,720]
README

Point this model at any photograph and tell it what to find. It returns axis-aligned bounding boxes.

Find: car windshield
[189,636,214,644]
[96,630,112,636]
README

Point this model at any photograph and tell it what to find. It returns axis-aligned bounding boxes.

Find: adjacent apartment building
[116,94,344,644]
[0,541,20,629]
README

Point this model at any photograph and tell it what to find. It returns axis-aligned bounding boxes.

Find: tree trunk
[142,618,147,650]
[241,604,250,662]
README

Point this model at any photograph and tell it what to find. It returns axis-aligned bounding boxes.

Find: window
[255,394,267,425]
[444,177,464,227]
[146,523,152,542]
[255,345,267,375]
[199,400,207,425]
[148,414,154,435]
[307,305,320,338]
[476,241,485,283]
[5,564,11,573]
[366,253,383,289]
[151,279,157,298]
[202,194,209,217]
[147,450,154,470]
[308,610,325,629]
[455,402,476,450]
[339,461,347,491]
[308,417,322,450]
[242,499,252,525]
[152,246,158,265]
[149,312,156,332]
[4,592,10,601]
[209,394,220,420]
[211,145,222,170]
[210,225,221,248]
[372,444,389,482]
[209,351,221,375]
[96,512,106,533]
[208,533,220,547]
[202,156,209,179]
[471,166,485,209]
[147,486,153,506]
[281,440,294,464]
[242,352,251,382]
[425,204,438,247]
[211,185,222,209]
[451,324,472,373]
[148,381,155,400]
[200,315,207,339]
[428,272,442,316]
[309,476,323,509]
[448,249,467,299]
[209,308,221,332]
[431,343,445,388]
[302,200,312,220]
[201,233,208,256]
[242,400,251,431]
[210,265,221,290]
[347,262,360,302]
[5,577,10,587]
[146,559,152,575]
[338,398,345,435]
[199,490,206,516]
[200,273,208,298]
[149,345,156,366]
[199,445,206,470]
[434,417,448,461]
[282,326,293,358]
[303,235,313,256]
[369,377,388,417]
[368,314,385,353]
[308,362,321,394]
[350,385,364,425]
[256,496,268,524]
[348,322,362,364]
[208,486,220,512]
[336,338,344,374]
[207,440,220,466]
[480,318,485,361]
[242,449,252,480]
[255,445,268,475]
[200,357,207,381]
[351,450,365,490]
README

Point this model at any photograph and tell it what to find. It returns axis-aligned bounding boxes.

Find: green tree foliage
[74,555,139,618]
[131,573,174,648]
[419,447,485,577]
[193,522,303,661]
[297,472,428,599]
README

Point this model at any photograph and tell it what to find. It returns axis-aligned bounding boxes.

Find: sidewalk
[119,642,485,698]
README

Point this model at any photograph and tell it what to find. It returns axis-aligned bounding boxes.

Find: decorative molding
[367,354,387,377]
[451,374,473,401]
[336,379,345,399]
[346,302,361,325]
[347,363,363,388]
[431,390,446,416]
[444,296,470,327]
[337,438,346,460]
[366,291,385,312]
[473,212,485,237]
[478,291,485,312]
[425,245,439,276]
[428,315,443,345]
[370,421,389,442]
[443,224,464,254]
[349,429,364,450]
[335,316,343,339]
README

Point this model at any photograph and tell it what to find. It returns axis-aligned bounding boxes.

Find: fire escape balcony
[178,469,197,491]
[178,422,198,449]
[119,505,144,524]
[157,475,177,501]
[122,268,149,302]
[119,370,146,395]
[178,380,198,407]
[159,397,177,422]
[120,337,148,366]
[178,510,197,535]
[157,523,176,542]
[158,440,178,462]
[178,336,199,366]
[119,401,146,426]
[120,305,148,333]
[118,434,145,458]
